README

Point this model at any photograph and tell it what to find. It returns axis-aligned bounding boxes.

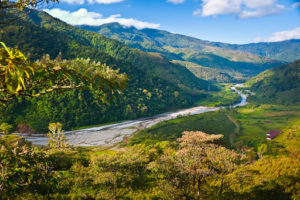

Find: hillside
[246,60,300,105]
[218,39,300,62]
[0,9,209,132]
[78,23,285,82]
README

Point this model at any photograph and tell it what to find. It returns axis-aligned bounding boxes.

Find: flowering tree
[150,131,243,199]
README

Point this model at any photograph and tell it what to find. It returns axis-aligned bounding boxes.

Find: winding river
[17,85,247,146]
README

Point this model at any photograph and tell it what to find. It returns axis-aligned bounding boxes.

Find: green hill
[78,23,285,82]
[247,60,300,105]
[0,9,209,132]
[218,39,300,62]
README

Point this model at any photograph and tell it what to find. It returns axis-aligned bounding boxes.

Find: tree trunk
[197,177,201,200]
[218,176,224,200]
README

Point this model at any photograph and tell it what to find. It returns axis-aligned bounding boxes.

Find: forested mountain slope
[218,39,300,62]
[78,23,285,82]
[0,9,209,132]
[247,60,300,105]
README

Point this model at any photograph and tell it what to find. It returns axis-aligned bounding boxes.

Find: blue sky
[43,0,300,44]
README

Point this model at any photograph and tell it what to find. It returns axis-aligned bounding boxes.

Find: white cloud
[87,0,124,4]
[292,2,300,8]
[43,8,160,29]
[254,27,300,42]
[60,0,124,4]
[239,4,285,19]
[201,0,242,17]
[167,0,185,4]
[194,0,286,19]
[60,0,84,4]
[243,0,276,9]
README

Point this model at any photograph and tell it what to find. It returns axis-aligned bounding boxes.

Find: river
[16,85,247,147]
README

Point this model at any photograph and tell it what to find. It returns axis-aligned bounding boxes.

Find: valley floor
[129,103,300,149]
[19,84,242,146]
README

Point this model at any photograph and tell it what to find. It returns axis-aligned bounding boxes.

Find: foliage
[44,132,246,200]
[0,135,57,199]
[0,122,13,134]
[274,123,300,155]
[47,122,69,149]
[129,111,236,145]
[229,104,300,148]
[247,59,300,105]
[0,42,33,101]
[257,144,267,160]
[173,60,239,82]
[1,125,299,199]
[130,104,300,151]
[173,131,242,199]
[53,143,169,199]
[0,0,59,11]
[197,84,241,107]
[224,154,300,200]
[0,0,59,25]
[0,42,127,103]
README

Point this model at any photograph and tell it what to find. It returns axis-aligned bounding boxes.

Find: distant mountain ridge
[81,23,300,63]
[77,23,291,82]
[215,39,300,62]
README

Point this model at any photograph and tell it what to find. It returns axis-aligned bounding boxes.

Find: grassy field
[128,110,236,146]
[231,104,300,148]
[197,84,241,107]
[128,104,300,149]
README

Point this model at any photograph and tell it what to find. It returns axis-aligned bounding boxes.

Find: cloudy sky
[43,0,300,44]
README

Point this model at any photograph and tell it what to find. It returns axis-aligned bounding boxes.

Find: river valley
[18,85,247,146]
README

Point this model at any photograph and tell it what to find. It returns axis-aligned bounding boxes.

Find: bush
[0,123,13,134]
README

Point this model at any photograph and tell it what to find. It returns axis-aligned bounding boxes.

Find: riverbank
[17,84,247,146]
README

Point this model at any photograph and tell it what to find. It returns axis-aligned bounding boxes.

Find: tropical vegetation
[0,1,299,199]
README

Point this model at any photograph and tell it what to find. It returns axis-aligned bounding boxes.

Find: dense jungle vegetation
[0,1,299,199]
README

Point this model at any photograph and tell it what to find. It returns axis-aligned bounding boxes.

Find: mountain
[86,23,300,63]
[216,39,300,62]
[246,59,300,105]
[77,23,285,82]
[0,9,209,132]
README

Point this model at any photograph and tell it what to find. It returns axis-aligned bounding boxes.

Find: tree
[150,131,243,200]
[257,144,268,160]
[0,122,13,134]
[0,0,59,24]
[0,42,128,104]
[47,122,69,149]
[0,135,57,198]
[176,131,226,200]
[1,0,58,10]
